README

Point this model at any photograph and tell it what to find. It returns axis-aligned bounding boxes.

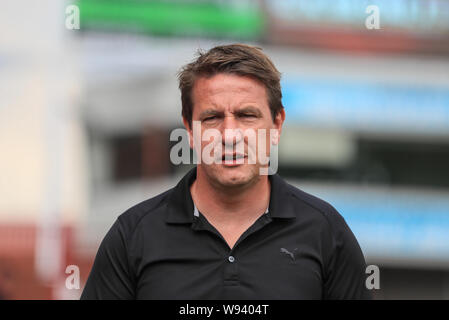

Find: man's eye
[242,114,256,118]
[203,116,216,121]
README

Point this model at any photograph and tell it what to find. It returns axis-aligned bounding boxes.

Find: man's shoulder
[116,187,174,231]
[281,177,346,229]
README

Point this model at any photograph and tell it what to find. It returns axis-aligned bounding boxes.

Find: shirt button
[228,256,235,263]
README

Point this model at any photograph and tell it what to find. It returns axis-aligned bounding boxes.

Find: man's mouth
[222,153,246,165]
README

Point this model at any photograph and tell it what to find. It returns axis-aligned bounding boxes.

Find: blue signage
[299,184,449,263]
[282,77,449,135]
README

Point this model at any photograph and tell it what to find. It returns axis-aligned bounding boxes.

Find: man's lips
[222,153,246,160]
[221,153,247,165]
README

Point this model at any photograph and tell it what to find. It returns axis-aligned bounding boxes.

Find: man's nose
[222,116,243,146]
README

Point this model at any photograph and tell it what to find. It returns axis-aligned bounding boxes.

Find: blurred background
[1,0,449,299]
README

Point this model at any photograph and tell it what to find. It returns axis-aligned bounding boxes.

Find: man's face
[184,73,285,189]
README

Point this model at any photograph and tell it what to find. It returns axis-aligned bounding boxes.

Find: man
[81,44,371,300]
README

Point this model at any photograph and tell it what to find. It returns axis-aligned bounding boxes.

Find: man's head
[178,44,285,189]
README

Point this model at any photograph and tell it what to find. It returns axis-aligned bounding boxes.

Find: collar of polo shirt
[165,167,296,224]
[193,204,269,218]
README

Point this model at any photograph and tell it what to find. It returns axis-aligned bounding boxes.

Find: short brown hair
[178,43,283,128]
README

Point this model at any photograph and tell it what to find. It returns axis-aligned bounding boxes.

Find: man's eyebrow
[234,106,263,116]
[199,109,223,119]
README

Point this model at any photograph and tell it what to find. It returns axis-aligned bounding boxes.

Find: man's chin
[208,164,258,188]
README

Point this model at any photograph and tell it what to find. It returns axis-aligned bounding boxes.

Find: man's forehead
[194,74,265,95]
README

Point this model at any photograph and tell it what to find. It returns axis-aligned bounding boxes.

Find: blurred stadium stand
[1,0,449,299]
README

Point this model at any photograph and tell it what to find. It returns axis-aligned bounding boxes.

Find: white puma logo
[280,248,299,261]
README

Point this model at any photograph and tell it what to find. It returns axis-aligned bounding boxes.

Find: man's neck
[190,168,271,225]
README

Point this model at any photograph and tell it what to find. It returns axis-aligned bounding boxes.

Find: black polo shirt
[81,167,371,300]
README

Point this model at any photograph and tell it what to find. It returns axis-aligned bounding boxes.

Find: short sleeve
[80,219,135,300]
[323,207,373,300]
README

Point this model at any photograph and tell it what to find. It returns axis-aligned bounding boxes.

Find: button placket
[223,254,239,285]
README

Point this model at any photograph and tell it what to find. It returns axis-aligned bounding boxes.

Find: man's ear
[182,117,194,149]
[272,108,285,145]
